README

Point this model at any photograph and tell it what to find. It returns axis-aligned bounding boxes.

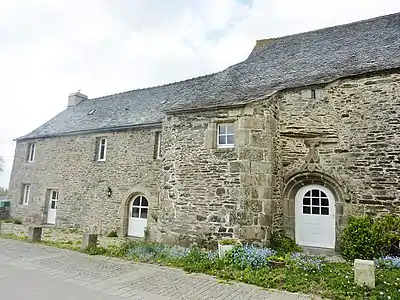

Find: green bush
[373,214,400,256]
[269,233,302,253]
[341,215,400,261]
[218,238,241,245]
[106,230,118,237]
[12,219,22,225]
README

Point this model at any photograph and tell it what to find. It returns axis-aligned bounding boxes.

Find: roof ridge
[89,72,220,101]
[248,12,399,58]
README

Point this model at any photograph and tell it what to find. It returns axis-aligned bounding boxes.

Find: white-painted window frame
[217,123,234,148]
[97,138,107,161]
[22,184,31,205]
[49,190,59,209]
[28,143,36,162]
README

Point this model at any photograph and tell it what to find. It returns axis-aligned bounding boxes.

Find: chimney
[68,90,88,107]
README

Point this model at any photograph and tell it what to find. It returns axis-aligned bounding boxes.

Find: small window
[302,188,330,216]
[97,138,107,161]
[310,89,316,99]
[27,143,36,162]
[154,131,162,159]
[22,184,31,205]
[50,190,59,209]
[217,123,234,148]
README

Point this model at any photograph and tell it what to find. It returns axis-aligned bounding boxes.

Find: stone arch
[118,186,152,237]
[282,171,346,251]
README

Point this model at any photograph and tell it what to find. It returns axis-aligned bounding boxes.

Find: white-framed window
[49,190,59,209]
[97,138,107,161]
[28,143,36,162]
[217,123,234,148]
[22,184,31,205]
[154,131,162,159]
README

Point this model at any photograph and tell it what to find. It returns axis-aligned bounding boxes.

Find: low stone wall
[0,207,10,220]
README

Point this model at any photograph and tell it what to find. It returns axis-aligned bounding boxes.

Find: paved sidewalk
[0,239,320,300]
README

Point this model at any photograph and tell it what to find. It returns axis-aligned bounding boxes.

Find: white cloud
[0,0,399,187]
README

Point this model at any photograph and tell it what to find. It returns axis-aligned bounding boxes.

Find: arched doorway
[128,195,149,237]
[295,184,335,249]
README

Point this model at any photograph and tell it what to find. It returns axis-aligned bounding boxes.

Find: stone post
[354,259,375,288]
[27,226,42,242]
[82,233,98,249]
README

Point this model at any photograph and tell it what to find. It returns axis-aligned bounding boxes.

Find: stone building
[8,13,400,250]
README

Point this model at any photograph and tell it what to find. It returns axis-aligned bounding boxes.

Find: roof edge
[15,122,162,142]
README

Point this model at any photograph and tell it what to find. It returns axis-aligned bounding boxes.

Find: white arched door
[295,185,335,249]
[128,195,148,237]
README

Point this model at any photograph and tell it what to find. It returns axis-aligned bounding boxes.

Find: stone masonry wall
[8,128,161,235]
[158,97,279,247]
[278,70,400,242]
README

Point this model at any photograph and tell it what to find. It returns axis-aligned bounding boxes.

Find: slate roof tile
[18,12,400,140]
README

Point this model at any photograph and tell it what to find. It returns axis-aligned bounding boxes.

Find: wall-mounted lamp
[107,187,112,198]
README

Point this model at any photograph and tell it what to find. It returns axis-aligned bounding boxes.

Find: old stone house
[8,13,400,250]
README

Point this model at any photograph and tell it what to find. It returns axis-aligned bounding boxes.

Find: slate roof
[19,12,400,140]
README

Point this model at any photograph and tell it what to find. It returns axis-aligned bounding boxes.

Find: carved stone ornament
[300,138,322,172]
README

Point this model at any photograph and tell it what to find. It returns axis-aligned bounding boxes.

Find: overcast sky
[0,0,399,188]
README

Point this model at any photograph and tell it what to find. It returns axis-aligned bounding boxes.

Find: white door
[295,185,335,249]
[47,190,58,225]
[128,195,148,237]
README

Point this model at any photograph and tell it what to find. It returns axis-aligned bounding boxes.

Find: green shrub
[341,216,376,261]
[373,214,400,256]
[218,238,241,245]
[106,230,118,237]
[269,233,302,253]
[341,215,400,261]
[12,219,22,225]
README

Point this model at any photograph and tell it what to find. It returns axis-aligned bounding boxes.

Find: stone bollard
[27,226,42,242]
[354,259,375,288]
[82,233,98,249]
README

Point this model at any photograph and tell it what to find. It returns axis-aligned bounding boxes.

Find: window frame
[22,184,31,205]
[28,143,36,162]
[310,89,316,99]
[154,131,162,159]
[217,123,235,148]
[97,138,107,161]
[49,190,59,209]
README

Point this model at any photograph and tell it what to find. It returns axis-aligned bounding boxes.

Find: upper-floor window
[154,131,162,159]
[22,184,30,205]
[97,138,107,161]
[27,143,36,162]
[310,89,316,99]
[217,123,234,148]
